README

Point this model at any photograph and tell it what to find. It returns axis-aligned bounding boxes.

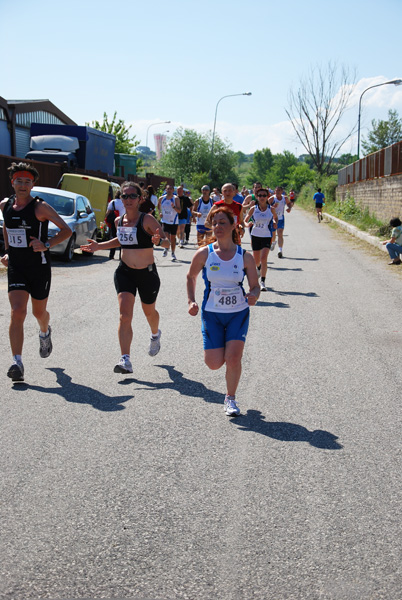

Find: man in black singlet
[0,162,72,382]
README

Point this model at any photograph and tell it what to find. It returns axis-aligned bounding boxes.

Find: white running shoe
[113,355,133,374]
[7,359,24,382]
[39,326,52,358]
[260,280,268,291]
[171,252,177,261]
[224,395,240,416]
[271,240,276,251]
[149,329,161,356]
[162,248,168,257]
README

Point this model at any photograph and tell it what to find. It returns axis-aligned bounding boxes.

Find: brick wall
[336,175,402,223]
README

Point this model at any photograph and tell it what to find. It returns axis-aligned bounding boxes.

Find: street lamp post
[357,79,402,159]
[209,92,252,180]
[146,121,171,149]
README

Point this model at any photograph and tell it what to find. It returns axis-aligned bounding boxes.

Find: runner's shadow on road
[118,364,223,405]
[269,266,303,272]
[230,409,342,449]
[257,300,290,308]
[12,367,133,412]
[283,257,319,261]
[271,289,319,298]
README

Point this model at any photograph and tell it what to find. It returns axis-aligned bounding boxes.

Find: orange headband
[11,171,35,184]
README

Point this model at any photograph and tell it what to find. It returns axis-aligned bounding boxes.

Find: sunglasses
[121,193,139,200]
[257,194,268,198]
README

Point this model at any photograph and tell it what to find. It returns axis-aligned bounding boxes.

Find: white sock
[13,354,22,363]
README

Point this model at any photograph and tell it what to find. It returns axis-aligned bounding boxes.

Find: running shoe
[256,264,261,277]
[179,241,184,248]
[171,252,177,261]
[39,326,53,358]
[278,251,283,258]
[224,395,240,416]
[260,280,268,291]
[148,329,162,356]
[162,248,168,257]
[271,241,276,251]
[7,360,24,382]
[113,355,133,374]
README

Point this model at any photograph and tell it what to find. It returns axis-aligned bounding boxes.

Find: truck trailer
[25,123,116,176]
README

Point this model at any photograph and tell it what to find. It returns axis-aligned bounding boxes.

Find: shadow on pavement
[12,367,133,412]
[118,364,223,405]
[230,409,342,449]
[281,256,319,261]
[271,289,319,298]
[256,300,290,308]
[51,253,110,270]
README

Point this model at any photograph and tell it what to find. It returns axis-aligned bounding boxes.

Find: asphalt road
[1,208,401,600]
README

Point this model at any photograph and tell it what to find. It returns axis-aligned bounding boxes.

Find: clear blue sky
[1,0,401,155]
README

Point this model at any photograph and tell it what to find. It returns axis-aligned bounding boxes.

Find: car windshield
[34,192,75,216]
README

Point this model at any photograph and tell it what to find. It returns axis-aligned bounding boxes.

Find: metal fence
[338,141,402,185]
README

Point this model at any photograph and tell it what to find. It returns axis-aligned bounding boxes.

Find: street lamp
[357,79,402,159]
[146,121,171,148]
[209,92,252,179]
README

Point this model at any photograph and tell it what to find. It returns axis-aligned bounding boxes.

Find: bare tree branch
[286,62,357,175]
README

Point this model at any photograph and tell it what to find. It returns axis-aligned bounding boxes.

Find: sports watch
[44,242,51,250]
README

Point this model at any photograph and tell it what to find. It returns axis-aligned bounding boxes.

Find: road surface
[1,208,401,599]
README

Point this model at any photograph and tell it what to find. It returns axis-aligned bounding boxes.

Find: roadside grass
[296,182,391,239]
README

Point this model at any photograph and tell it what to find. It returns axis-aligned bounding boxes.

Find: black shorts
[315,203,323,209]
[8,261,51,300]
[114,261,160,304]
[163,223,178,235]
[251,236,272,251]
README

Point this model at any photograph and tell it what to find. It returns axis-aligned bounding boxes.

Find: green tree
[156,127,236,188]
[285,163,316,191]
[267,151,298,188]
[88,111,140,155]
[246,148,274,186]
[362,109,402,155]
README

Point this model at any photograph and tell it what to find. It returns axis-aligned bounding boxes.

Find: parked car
[35,187,97,261]
[0,187,97,262]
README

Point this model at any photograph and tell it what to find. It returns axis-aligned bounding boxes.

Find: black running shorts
[114,261,160,304]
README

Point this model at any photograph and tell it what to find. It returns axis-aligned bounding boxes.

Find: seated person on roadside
[81,181,170,374]
[382,217,402,265]
[207,183,245,241]
[0,162,72,382]
[192,185,214,247]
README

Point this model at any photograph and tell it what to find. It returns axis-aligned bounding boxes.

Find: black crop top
[116,212,153,249]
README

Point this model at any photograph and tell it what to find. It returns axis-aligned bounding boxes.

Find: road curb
[323,212,387,253]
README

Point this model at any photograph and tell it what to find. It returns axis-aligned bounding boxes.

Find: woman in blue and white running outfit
[187,204,260,416]
[245,187,277,291]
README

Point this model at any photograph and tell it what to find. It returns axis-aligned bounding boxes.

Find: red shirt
[213,199,243,224]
